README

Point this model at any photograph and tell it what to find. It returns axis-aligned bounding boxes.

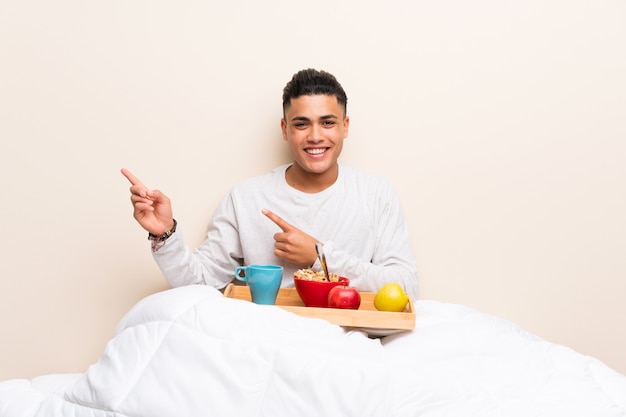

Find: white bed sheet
[1,285,624,417]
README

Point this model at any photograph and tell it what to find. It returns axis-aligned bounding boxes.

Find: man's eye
[294,123,307,129]
[322,121,336,127]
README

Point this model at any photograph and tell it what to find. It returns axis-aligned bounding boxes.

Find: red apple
[327,286,361,309]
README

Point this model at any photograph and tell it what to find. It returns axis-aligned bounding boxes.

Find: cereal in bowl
[294,268,340,282]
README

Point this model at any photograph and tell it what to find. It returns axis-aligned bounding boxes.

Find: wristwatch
[148,219,177,251]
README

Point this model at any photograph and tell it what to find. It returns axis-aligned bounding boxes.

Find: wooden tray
[224,284,415,335]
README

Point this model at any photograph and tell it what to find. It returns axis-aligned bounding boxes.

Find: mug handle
[235,266,248,282]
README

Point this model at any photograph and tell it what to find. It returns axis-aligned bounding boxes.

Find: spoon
[315,242,330,281]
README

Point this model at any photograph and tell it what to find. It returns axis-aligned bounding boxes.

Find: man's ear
[280,118,288,141]
[343,116,350,138]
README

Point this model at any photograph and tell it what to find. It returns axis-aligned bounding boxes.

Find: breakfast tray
[223,284,415,335]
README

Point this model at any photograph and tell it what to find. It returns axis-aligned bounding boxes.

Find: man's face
[281,94,349,178]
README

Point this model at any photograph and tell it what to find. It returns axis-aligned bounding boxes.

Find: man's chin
[302,161,335,174]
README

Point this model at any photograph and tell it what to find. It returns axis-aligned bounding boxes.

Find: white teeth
[306,148,326,155]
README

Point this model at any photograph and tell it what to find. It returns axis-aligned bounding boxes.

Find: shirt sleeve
[152,192,243,289]
[322,181,419,300]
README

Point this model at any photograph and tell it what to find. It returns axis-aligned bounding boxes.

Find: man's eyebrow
[290,114,339,122]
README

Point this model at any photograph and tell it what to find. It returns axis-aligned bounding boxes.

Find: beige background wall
[1,1,624,379]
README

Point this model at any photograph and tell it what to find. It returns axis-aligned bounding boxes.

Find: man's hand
[121,168,175,235]
[262,209,318,266]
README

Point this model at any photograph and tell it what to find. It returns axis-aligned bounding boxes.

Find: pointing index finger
[120,168,143,186]
[262,208,292,232]
[121,168,152,199]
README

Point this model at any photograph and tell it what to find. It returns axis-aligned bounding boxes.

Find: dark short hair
[282,69,348,116]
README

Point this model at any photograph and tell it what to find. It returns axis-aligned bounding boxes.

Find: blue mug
[234,264,283,305]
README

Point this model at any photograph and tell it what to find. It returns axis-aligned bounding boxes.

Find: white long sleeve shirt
[152,163,419,300]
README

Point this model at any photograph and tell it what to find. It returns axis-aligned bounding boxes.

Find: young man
[122,69,419,299]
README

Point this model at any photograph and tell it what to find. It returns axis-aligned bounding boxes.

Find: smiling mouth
[305,148,328,155]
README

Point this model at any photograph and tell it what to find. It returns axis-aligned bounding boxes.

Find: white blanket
[1,285,625,417]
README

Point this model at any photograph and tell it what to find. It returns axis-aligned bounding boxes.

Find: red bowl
[294,276,350,308]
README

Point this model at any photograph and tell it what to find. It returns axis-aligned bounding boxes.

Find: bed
[1,285,625,416]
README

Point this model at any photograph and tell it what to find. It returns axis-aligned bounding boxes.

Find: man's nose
[308,124,323,141]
